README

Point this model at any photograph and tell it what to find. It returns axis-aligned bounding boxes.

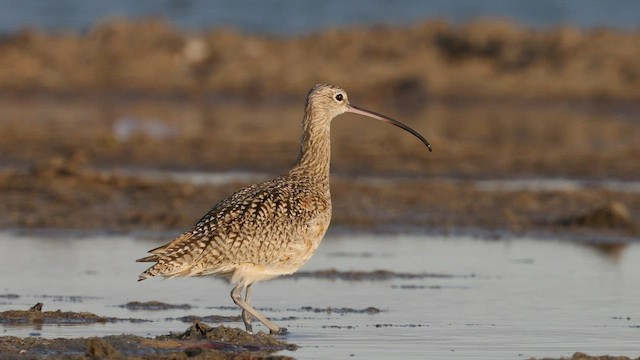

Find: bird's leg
[231,283,287,335]
[242,284,253,334]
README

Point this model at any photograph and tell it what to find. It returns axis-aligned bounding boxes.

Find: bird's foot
[270,327,288,335]
[242,310,253,334]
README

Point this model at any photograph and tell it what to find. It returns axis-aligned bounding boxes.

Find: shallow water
[1,231,639,359]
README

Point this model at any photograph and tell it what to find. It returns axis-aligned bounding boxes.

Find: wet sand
[1,18,640,359]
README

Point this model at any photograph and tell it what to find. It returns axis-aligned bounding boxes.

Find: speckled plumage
[138,171,331,283]
[137,84,431,335]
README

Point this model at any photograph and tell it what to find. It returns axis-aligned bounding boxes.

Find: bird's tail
[136,232,197,281]
[136,255,162,281]
[137,265,158,282]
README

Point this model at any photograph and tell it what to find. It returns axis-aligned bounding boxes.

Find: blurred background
[1,2,640,358]
[0,0,638,238]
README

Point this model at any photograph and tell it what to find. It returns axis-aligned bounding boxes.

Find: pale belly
[229,214,331,286]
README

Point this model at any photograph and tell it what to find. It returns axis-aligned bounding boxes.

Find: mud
[163,321,297,351]
[1,162,638,238]
[0,303,147,325]
[0,332,295,360]
[0,306,296,359]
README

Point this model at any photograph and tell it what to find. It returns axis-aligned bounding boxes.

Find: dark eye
[335,94,343,101]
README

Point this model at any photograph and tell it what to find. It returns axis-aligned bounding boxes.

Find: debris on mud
[0,303,147,324]
[163,320,299,351]
[558,201,636,231]
[119,300,192,311]
[292,268,463,281]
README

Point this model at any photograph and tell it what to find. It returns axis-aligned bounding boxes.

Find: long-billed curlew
[137,84,431,334]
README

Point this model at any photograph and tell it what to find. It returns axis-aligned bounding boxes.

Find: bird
[137,84,432,335]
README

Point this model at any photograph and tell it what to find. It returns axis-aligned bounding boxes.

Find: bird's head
[304,84,432,152]
[305,84,351,120]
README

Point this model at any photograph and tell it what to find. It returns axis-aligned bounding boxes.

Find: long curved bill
[347,104,432,152]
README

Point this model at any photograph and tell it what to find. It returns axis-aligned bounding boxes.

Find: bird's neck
[291,112,331,187]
